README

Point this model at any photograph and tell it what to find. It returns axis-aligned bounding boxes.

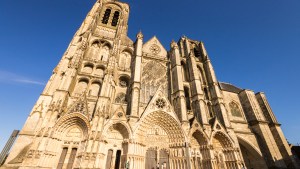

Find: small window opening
[111,11,120,27]
[102,8,111,24]
[194,48,201,58]
[184,87,192,110]
[204,88,210,100]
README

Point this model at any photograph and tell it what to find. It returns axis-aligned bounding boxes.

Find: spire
[171,40,178,49]
[137,30,144,40]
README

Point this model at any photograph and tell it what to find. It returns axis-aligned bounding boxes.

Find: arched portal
[103,122,130,169]
[190,130,208,169]
[53,113,90,169]
[238,137,268,169]
[212,131,239,169]
[135,111,186,169]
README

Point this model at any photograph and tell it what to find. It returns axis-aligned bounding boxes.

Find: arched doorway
[104,122,130,169]
[53,113,90,169]
[135,111,186,169]
[190,130,208,169]
[238,137,268,169]
[212,132,239,169]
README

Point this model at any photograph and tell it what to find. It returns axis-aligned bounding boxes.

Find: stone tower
[2,0,299,169]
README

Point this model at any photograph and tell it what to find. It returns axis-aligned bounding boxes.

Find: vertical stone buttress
[201,42,231,128]
[170,41,188,124]
[129,32,143,119]
[239,90,287,168]
[185,43,209,127]
[256,92,299,168]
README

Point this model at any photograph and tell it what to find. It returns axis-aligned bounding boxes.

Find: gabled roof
[219,82,243,93]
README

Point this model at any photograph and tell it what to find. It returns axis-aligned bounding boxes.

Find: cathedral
[2,0,299,169]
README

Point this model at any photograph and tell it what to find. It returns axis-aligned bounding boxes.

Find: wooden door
[57,148,68,169]
[66,148,77,169]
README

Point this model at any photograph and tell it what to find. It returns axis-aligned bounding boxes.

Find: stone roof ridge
[219,81,243,94]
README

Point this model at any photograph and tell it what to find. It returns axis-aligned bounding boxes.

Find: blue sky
[0,0,300,151]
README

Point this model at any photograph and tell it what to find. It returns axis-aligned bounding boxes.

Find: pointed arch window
[99,45,110,62]
[74,79,89,95]
[102,8,112,24]
[111,11,120,27]
[181,61,189,82]
[184,86,192,110]
[229,101,242,117]
[89,82,101,96]
[119,51,132,71]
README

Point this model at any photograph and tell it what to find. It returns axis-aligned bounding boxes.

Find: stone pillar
[256,92,300,169]
[203,58,231,128]
[129,31,143,120]
[170,41,188,125]
[186,51,209,127]
[239,90,286,168]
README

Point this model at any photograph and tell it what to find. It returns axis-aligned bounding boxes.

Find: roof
[219,82,243,94]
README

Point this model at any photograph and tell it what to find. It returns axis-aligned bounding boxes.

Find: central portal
[136,111,186,169]
[144,125,170,169]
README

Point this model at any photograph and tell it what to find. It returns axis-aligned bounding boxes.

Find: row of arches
[85,41,110,62]
[84,40,133,72]
[48,109,267,169]
[82,63,106,77]
[73,78,102,97]
[101,8,120,27]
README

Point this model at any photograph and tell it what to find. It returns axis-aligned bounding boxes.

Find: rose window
[149,44,161,54]
[156,98,166,109]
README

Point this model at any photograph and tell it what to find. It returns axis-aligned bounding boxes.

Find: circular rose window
[156,98,166,109]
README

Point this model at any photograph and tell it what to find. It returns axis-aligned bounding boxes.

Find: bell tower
[3,0,135,168]
[3,0,299,169]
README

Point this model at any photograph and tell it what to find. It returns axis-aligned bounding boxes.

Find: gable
[142,36,167,58]
[140,86,179,122]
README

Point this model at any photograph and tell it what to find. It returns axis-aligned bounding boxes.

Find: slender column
[170,40,188,123]
[130,31,143,119]
[186,51,209,127]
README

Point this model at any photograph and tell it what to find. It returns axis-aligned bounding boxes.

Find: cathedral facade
[2,0,299,169]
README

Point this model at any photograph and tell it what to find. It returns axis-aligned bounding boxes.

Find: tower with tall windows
[1,0,299,169]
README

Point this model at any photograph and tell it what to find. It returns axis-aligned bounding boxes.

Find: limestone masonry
[2,0,299,169]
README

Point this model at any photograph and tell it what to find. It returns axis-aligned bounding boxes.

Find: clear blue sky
[0,0,300,151]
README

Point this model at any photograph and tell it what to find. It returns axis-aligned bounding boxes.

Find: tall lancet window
[74,79,89,95]
[102,8,111,24]
[119,51,131,71]
[89,82,101,97]
[111,11,120,27]
[184,86,192,111]
[181,61,189,82]
[99,45,110,62]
